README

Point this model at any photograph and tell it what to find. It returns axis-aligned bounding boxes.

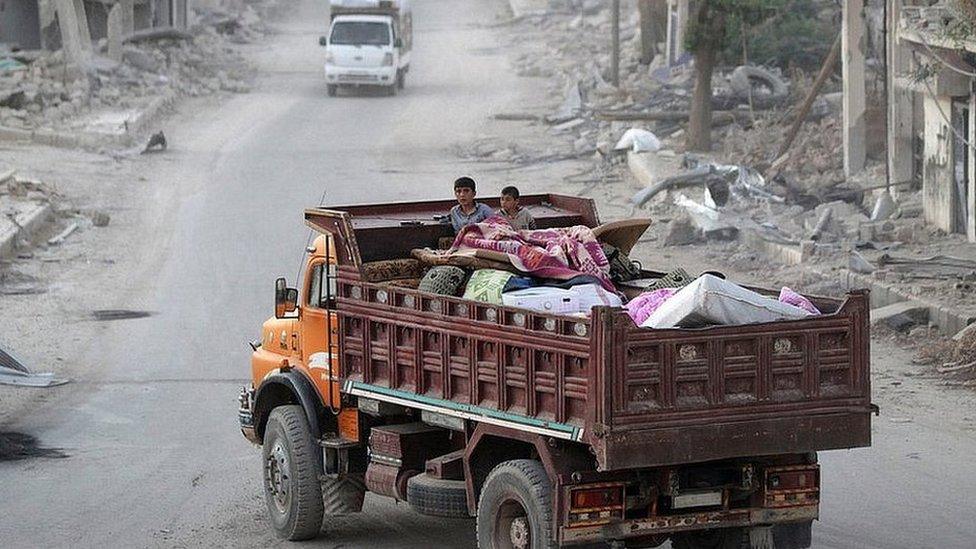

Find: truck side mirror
[394,38,402,48]
[275,277,298,318]
[319,36,328,46]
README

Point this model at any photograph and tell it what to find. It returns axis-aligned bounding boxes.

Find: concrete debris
[0,347,68,387]
[870,190,897,221]
[0,6,263,135]
[613,128,660,153]
[674,194,738,241]
[662,215,701,246]
[47,222,79,246]
[849,250,876,274]
[870,302,930,333]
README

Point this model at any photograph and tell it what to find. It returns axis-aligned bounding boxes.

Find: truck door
[301,239,341,411]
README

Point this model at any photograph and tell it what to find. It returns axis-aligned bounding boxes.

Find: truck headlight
[325,51,335,64]
[382,52,394,66]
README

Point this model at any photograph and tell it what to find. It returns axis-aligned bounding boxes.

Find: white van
[320,0,413,96]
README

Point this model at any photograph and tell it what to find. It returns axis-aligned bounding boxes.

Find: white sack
[614,128,661,153]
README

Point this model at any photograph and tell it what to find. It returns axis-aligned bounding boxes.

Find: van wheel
[262,405,324,540]
[670,527,746,549]
[476,459,556,549]
[327,84,337,97]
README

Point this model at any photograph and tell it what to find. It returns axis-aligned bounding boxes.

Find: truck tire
[387,82,398,97]
[327,85,337,97]
[397,70,405,90]
[729,66,788,100]
[476,459,556,549]
[407,474,470,518]
[670,527,746,549]
[262,405,325,540]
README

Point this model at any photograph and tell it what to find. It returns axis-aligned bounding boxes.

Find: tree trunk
[638,0,655,65]
[687,42,717,151]
[686,1,725,152]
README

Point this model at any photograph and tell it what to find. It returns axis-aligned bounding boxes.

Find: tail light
[764,465,819,508]
[382,52,394,66]
[567,484,625,527]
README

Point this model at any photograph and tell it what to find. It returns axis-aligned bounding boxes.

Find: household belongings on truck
[388,215,823,328]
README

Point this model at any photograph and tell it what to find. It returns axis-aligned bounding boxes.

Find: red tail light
[571,486,624,509]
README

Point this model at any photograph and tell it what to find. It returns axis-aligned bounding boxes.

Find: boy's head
[454,176,477,206]
[500,185,520,212]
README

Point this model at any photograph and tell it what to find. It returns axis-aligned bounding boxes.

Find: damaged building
[0,0,187,54]
[886,1,976,241]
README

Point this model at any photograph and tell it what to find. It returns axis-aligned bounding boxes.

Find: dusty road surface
[1,0,975,548]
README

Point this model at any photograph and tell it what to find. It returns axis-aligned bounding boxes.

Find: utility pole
[611,0,620,87]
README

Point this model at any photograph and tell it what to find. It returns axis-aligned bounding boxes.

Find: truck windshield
[330,22,390,46]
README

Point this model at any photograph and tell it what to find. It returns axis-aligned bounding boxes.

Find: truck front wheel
[476,459,556,549]
[327,84,337,97]
[670,527,745,549]
[262,405,325,540]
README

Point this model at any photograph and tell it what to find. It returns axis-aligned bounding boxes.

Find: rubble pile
[0,6,269,132]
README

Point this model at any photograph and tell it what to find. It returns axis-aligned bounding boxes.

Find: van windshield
[330,22,390,46]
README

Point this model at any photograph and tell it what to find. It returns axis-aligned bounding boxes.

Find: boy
[497,185,536,230]
[446,176,494,232]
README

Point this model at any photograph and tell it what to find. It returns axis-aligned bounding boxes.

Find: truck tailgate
[589,291,873,470]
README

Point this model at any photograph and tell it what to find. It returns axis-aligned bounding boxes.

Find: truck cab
[320,0,413,96]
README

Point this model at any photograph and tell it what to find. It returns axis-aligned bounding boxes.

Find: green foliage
[723,10,833,70]
[685,0,788,54]
[686,0,831,71]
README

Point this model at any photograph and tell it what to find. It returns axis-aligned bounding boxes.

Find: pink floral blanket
[451,216,615,291]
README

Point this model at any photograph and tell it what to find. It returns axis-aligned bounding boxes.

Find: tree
[685,0,785,151]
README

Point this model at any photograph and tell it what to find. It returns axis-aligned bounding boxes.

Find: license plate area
[671,489,723,509]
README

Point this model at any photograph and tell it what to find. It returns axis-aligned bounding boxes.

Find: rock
[91,212,111,227]
[870,302,929,332]
[123,47,160,73]
[663,215,701,246]
[952,321,976,342]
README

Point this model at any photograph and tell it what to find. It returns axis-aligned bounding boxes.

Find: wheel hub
[265,442,291,513]
[510,516,530,549]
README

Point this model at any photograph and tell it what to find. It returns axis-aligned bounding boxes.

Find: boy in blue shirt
[446,176,493,232]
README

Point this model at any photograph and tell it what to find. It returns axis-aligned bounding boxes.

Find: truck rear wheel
[670,527,745,549]
[476,459,556,549]
[327,84,337,97]
[262,405,325,540]
[407,473,470,518]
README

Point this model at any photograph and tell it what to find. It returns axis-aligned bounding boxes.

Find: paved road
[2,0,976,548]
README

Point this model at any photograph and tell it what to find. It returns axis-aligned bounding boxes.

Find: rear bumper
[324,64,396,85]
[560,505,818,545]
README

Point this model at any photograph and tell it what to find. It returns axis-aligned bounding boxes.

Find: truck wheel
[327,85,337,97]
[387,82,398,97]
[670,527,745,549]
[476,459,556,549]
[262,405,325,540]
[397,70,405,90]
[407,474,470,518]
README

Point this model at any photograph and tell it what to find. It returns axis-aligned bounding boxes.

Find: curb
[0,202,53,259]
[0,91,177,151]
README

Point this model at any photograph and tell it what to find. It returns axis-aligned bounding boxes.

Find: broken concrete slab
[663,215,701,246]
[871,301,930,332]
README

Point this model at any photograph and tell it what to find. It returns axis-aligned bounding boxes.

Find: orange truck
[239,195,875,548]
